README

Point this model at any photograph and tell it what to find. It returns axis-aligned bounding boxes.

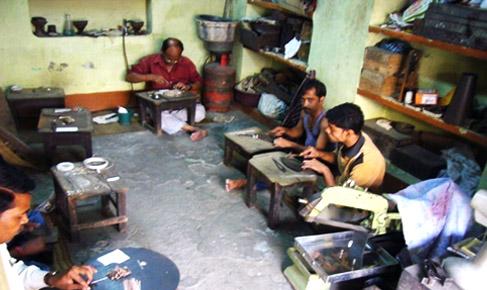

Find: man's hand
[273,137,295,148]
[47,265,97,290]
[173,82,190,91]
[148,74,169,86]
[300,147,321,159]
[302,159,330,175]
[269,126,287,137]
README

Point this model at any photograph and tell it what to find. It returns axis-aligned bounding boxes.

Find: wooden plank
[73,216,128,231]
[244,47,308,72]
[247,0,310,19]
[368,26,487,60]
[357,88,487,147]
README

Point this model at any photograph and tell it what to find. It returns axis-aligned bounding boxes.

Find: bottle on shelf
[63,14,75,36]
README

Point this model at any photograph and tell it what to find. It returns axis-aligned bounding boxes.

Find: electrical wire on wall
[122,21,134,92]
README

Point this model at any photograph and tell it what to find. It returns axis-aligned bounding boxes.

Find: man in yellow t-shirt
[300,103,385,190]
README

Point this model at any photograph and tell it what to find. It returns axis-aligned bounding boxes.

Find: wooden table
[6,87,65,130]
[87,247,179,290]
[246,151,318,229]
[51,161,128,240]
[38,108,93,162]
[223,127,278,170]
[135,90,198,136]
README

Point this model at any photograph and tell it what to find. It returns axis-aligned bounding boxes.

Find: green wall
[0,0,225,94]
[29,0,148,30]
[307,0,374,109]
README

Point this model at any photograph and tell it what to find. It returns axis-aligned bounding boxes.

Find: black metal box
[390,144,446,180]
[363,119,414,159]
[6,87,65,130]
[414,4,487,50]
[240,26,280,52]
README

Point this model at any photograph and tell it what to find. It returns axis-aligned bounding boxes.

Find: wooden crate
[362,46,404,76]
[359,68,398,97]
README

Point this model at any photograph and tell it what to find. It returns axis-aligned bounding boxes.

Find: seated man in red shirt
[126,37,207,141]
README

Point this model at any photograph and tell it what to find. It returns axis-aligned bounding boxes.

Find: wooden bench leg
[139,101,147,127]
[245,164,257,207]
[268,183,283,229]
[154,107,163,136]
[187,102,196,125]
[82,133,93,158]
[223,140,233,166]
[116,191,127,233]
[67,197,80,240]
[42,134,57,164]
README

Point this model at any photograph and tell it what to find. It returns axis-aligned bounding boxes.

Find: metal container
[195,14,238,42]
[294,231,398,284]
[203,63,236,112]
[195,14,238,53]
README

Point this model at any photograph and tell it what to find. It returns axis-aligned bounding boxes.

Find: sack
[257,93,287,119]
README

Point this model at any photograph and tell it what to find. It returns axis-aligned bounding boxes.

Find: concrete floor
[32,110,314,290]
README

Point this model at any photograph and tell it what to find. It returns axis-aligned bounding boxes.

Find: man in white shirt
[0,158,96,290]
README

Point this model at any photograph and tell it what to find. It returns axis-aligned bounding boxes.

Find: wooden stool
[224,127,277,170]
[135,90,198,136]
[38,108,93,162]
[51,161,128,240]
[246,151,318,229]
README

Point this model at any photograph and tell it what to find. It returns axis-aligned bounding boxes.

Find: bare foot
[190,129,208,142]
[225,178,248,192]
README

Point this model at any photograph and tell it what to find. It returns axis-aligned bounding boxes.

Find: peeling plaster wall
[0,0,225,94]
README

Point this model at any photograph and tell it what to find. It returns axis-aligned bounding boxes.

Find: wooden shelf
[369,26,487,60]
[245,47,308,72]
[248,0,310,19]
[357,88,487,147]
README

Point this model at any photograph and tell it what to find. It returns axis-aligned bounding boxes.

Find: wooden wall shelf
[247,0,310,19]
[245,47,308,72]
[357,88,487,147]
[369,26,487,60]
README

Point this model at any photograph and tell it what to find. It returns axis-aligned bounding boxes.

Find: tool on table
[90,266,132,285]
[279,155,304,172]
[272,157,287,172]
[236,132,274,143]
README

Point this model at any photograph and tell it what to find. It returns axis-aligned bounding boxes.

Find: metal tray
[294,231,398,284]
